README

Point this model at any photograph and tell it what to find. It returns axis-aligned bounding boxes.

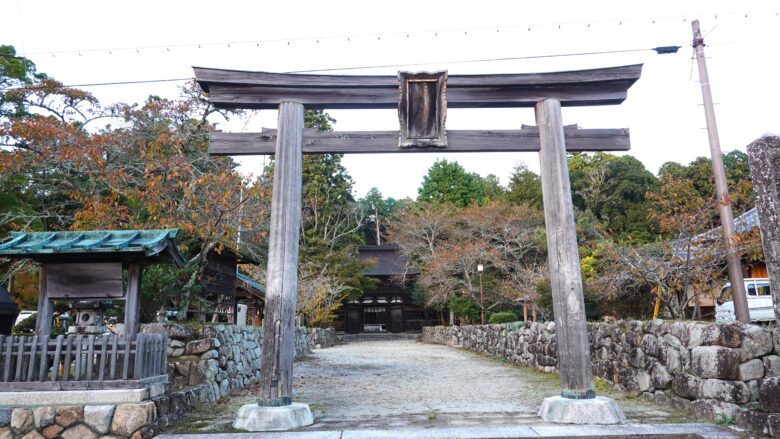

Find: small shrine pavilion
[0,229,184,339]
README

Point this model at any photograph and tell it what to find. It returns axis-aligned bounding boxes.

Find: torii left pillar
[234,101,314,431]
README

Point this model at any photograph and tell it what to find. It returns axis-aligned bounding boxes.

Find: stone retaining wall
[143,324,337,401]
[0,401,155,439]
[0,325,338,438]
[310,327,338,349]
[422,320,780,437]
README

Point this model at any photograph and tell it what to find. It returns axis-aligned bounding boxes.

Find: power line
[0,45,681,91]
[14,8,778,59]
[288,46,681,73]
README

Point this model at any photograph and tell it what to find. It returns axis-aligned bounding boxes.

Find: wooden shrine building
[236,272,266,326]
[333,245,433,334]
[195,247,264,324]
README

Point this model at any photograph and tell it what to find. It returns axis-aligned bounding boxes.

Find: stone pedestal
[538,396,625,424]
[233,402,313,431]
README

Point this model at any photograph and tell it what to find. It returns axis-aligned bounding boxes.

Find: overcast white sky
[3,1,779,200]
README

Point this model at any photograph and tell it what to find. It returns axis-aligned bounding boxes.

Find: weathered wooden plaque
[398,71,447,148]
[46,262,124,299]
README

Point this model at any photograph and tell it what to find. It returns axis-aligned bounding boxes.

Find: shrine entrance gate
[194,64,641,416]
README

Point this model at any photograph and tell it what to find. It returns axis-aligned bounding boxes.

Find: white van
[14,310,35,326]
[715,278,773,322]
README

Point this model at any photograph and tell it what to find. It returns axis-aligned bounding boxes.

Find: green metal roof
[0,229,186,265]
[237,272,266,294]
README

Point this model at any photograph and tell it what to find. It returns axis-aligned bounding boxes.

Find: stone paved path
[162,339,694,434]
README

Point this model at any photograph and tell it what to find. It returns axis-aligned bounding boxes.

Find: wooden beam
[123,262,142,340]
[258,101,304,407]
[206,82,631,110]
[536,99,595,399]
[209,127,630,156]
[194,65,642,110]
[35,266,53,338]
[194,64,641,89]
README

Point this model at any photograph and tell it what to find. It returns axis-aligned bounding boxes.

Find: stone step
[340,332,421,342]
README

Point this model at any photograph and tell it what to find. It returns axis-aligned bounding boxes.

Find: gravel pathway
[163,339,693,433]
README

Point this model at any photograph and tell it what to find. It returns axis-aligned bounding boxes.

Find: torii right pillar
[535,99,625,423]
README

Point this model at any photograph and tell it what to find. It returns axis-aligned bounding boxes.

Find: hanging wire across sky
[3,7,775,92]
[11,8,778,59]
[0,45,682,91]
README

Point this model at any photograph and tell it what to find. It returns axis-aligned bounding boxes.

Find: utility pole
[375,203,381,246]
[478,264,485,325]
[692,19,750,323]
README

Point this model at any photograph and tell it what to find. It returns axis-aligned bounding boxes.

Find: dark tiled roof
[358,245,418,276]
[0,229,185,265]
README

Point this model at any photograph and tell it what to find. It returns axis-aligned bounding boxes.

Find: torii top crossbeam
[194,64,641,110]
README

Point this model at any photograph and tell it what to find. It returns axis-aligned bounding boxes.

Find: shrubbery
[488,311,517,324]
[12,312,36,335]
[12,313,67,336]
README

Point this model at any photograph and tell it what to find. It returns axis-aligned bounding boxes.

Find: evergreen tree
[358,187,397,245]
[506,162,542,208]
[418,159,484,207]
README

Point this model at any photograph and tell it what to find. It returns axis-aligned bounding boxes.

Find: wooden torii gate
[195,64,641,428]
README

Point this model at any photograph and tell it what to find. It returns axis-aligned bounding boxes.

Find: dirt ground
[163,339,694,434]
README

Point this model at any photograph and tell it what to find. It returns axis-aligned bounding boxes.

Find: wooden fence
[0,333,168,391]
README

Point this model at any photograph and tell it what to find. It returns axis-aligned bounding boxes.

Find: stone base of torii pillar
[233,403,314,431]
[539,396,625,424]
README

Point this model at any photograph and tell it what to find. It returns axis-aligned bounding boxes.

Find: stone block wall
[0,402,156,439]
[0,383,214,439]
[422,320,780,436]
[142,323,338,402]
[310,327,337,349]
[0,324,338,438]
[142,323,315,401]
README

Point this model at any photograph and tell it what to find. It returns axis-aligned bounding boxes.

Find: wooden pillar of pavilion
[34,266,53,339]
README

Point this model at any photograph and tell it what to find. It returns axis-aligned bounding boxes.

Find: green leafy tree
[567,152,617,212]
[686,157,716,200]
[722,150,754,215]
[358,187,397,245]
[600,155,658,241]
[480,174,505,202]
[448,295,480,324]
[0,45,47,117]
[658,152,754,226]
[567,153,657,242]
[418,159,484,207]
[506,162,542,208]
[658,161,688,180]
